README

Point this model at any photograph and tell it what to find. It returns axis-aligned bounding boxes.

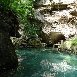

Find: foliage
[0,0,13,9]
[64,37,77,49]
[10,0,35,36]
[33,0,41,5]
[11,0,43,37]
[71,37,77,46]
[11,0,34,19]
[0,0,39,37]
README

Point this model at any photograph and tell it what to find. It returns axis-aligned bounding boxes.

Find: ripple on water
[13,48,77,77]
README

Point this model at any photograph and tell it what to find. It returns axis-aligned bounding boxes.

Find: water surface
[13,48,77,77]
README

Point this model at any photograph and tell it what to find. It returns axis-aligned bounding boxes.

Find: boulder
[38,31,50,44]
[39,31,65,46]
[49,32,66,44]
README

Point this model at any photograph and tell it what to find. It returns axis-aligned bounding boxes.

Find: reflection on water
[11,48,77,77]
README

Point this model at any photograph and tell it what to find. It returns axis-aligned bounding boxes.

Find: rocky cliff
[0,7,20,72]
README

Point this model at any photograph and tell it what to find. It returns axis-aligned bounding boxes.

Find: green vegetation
[1,0,77,49]
[64,37,77,49]
[71,37,77,46]
[0,0,40,37]
[11,0,35,36]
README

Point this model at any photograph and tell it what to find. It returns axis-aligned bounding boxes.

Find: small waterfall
[34,1,77,38]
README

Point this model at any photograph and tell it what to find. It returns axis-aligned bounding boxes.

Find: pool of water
[13,48,77,77]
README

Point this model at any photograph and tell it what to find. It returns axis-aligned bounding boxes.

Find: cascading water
[53,0,75,4]
[34,0,77,38]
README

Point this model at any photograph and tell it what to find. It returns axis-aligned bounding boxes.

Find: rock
[7,10,21,38]
[0,9,21,38]
[0,8,20,71]
[27,36,42,47]
[70,10,77,16]
[0,31,18,71]
[68,16,77,25]
[39,31,65,46]
[59,15,68,24]
[38,31,50,44]
[49,32,66,44]
[51,3,69,11]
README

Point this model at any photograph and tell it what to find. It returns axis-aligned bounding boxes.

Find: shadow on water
[0,69,17,77]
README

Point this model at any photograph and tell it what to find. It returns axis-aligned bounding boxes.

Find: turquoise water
[13,48,77,77]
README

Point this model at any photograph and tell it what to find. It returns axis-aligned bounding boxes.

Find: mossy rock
[27,37,42,47]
